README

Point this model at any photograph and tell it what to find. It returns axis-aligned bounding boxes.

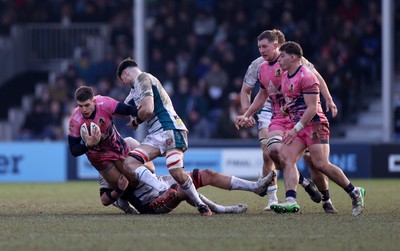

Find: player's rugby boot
[304,182,322,203]
[270,201,300,214]
[351,187,365,216]
[255,170,276,197]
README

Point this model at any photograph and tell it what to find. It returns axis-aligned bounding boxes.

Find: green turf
[0,179,399,251]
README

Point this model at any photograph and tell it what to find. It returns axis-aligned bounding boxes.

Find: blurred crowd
[0,0,385,140]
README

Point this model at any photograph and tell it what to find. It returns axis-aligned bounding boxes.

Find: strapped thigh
[267,135,282,148]
[166,149,183,170]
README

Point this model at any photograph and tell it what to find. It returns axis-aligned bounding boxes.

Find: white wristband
[294,122,304,133]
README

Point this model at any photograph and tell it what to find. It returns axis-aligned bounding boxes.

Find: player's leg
[124,136,155,173]
[166,148,212,216]
[304,152,338,213]
[199,194,248,214]
[152,174,248,214]
[265,131,285,210]
[124,144,168,192]
[189,168,275,196]
[259,127,279,210]
[299,151,322,203]
[270,140,304,214]
[98,162,137,212]
[308,143,365,216]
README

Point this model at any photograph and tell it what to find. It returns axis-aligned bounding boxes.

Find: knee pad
[128,148,150,164]
[166,150,183,170]
[259,138,268,150]
[267,136,282,148]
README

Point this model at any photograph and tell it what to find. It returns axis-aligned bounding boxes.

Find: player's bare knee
[310,162,325,172]
[201,168,216,177]
[198,168,216,186]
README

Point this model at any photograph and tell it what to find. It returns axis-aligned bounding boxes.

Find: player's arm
[240,83,252,114]
[137,95,154,120]
[114,102,138,118]
[283,92,318,145]
[243,87,268,118]
[130,74,154,127]
[68,136,89,157]
[100,174,129,206]
[68,123,100,156]
[236,87,268,127]
[299,93,318,127]
[311,68,337,118]
[240,82,257,128]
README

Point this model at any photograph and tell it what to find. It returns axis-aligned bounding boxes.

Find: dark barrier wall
[371,144,400,178]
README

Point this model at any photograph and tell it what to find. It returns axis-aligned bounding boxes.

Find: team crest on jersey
[289,84,294,91]
[166,138,173,146]
[312,131,319,139]
[99,118,106,127]
[275,69,281,77]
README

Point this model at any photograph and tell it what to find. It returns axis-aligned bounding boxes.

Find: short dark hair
[75,86,94,102]
[257,29,285,45]
[116,58,138,80]
[279,41,303,58]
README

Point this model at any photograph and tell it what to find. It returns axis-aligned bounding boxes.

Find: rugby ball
[80,122,100,144]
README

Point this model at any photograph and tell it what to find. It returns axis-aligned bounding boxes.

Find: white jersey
[99,174,176,205]
[124,72,187,134]
[244,57,272,129]
[244,57,272,110]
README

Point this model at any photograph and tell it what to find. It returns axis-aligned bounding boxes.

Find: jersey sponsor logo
[99,118,105,126]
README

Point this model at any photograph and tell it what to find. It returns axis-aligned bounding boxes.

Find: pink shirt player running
[68,95,130,171]
[281,65,330,145]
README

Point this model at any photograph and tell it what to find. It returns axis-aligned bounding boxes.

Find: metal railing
[0,23,110,86]
[0,23,111,141]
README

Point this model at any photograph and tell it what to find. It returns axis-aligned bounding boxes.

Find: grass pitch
[0,179,399,251]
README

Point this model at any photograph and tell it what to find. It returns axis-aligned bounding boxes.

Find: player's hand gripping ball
[80,122,101,145]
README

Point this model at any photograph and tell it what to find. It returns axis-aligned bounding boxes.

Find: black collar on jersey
[86,107,97,119]
[288,65,303,79]
[268,54,280,66]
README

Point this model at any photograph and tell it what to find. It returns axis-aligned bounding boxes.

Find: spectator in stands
[42,100,64,140]
[1,0,390,141]
[18,100,49,140]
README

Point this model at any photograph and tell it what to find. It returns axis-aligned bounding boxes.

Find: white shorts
[256,102,273,130]
[141,129,188,156]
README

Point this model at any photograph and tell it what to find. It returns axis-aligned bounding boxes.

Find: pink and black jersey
[258,58,285,120]
[281,66,328,124]
[68,95,129,171]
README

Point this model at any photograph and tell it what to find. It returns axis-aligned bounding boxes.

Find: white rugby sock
[199,194,226,213]
[181,176,203,206]
[267,185,278,201]
[230,176,258,191]
[135,166,166,191]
